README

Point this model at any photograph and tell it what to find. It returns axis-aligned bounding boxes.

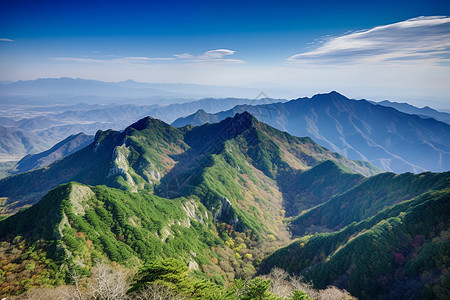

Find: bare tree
[14,286,82,300]
[71,271,84,300]
[266,268,293,298]
[316,286,355,300]
[86,262,131,300]
[265,268,355,300]
[131,283,187,300]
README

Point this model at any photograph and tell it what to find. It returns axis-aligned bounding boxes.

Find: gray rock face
[216,197,239,225]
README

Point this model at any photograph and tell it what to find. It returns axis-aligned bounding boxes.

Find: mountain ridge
[172,91,450,173]
[0,112,380,218]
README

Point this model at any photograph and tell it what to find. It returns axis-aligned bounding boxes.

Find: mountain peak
[125,116,164,132]
[195,109,208,115]
[233,111,255,122]
[328,91,344,97]
[228,111,257,132]
[309,91,349,103]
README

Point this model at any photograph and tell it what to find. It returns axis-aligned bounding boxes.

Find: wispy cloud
[0,38,13,42]
[53,49,243,65]
[53,56,174,64]
[175,49,244,63]
[288,16,450,65]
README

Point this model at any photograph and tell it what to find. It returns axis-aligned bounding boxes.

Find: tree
[243,277,272,300]
[87,262,130,300]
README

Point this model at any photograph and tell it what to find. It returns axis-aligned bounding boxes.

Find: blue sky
[1,0,449,107]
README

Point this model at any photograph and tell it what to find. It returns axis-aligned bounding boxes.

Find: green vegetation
[278,160,364,216]
[0,182,221,295]
[261,189,450,299]
[289,171,450,236]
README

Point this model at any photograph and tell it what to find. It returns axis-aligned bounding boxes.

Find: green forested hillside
[0,182,222,295]
[0,117,189,214]
[260,189,450,299]
[278,160,365,216]
[289,171,450,236]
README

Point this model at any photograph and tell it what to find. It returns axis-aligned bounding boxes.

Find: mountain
[172,92,450,174]
[14,133,94,173]
[279,160,365,217]
[172,108,222,127]
[0,77,265,101]
[0,112,380,296]
[374,100,450,125]
[0,112,379,217]
[0,97,285,160]
[1,112,448,299]
[288,171,450,237]
[260,186,450,299]
[50,98,284,125]
[0,77,181,98]
[0,182,221,295]
[259,169,450,299]
[0,125,52,155]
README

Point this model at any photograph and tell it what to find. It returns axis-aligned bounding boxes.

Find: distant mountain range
[0,77,265,101]
[14,133,94,174]
[371,100,450,125]
[0,125,50,155]
[173,92,450,173]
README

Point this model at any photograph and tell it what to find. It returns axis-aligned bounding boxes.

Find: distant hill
[0,77,264,100]
[0,125,51,155]
[14,133,94,173]
[172,92,450,173]
[373,100,450,125]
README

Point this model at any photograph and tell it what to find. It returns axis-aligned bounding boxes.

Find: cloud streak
[0,38,13,42]
[53,56,174,64]
[53,49,243,65]
[175,49,244,64]
[288,16,450,65]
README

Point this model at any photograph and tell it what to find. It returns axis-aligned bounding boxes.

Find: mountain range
[14,133,94,174]
[0,112,379,215]
[0,112,448,299]
[0,77,264,101]
[371,100,450,125]
[173,91,450,174]
[0,97,283,160]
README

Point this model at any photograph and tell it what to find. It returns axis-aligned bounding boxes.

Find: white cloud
[53,49,243,66]
[288,16,450,65]
[0,38,13,42]
[174,49,244,64]
[52,56,174,64]
[174,53,195,59]
[53,57,104,63]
